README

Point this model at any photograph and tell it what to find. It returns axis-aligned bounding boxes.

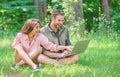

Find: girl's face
[30,23,40,35]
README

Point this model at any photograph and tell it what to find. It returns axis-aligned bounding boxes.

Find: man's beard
[54,24,62,30]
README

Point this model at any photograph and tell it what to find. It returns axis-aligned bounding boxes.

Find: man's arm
[43,51,62,58]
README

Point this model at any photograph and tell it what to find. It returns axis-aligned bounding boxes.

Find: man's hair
[52,10,65,17]
[48,10,65,25]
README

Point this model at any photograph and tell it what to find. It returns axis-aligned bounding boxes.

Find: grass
[0,31,120,77]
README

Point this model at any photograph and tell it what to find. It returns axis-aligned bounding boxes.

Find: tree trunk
[98,0,102,23]
[71,0,85,37]
[34,0,39,18]
[39,0,47,22]
[102,0,110,21]
[101,0,111,33]
[34,0,47,22]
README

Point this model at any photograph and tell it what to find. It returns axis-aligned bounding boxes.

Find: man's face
[53,15,64,29]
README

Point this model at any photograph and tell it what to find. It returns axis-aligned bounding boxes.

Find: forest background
[0,0,120,77]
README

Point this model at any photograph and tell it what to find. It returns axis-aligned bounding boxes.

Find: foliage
[92,14,109,34]
[0,0,120,35]
[111,13,120,33]
[68,19,85,39]
[83,0,99,32]
[0,0,36,33]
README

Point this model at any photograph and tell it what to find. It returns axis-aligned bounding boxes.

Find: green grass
[0,32,120,77]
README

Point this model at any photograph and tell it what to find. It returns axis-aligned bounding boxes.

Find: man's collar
[48,25,65,32]
[48,25,54,32]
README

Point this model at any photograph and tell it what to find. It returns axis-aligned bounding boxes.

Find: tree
[34,0,47,22]
[101,0,110,21]
[70,0,85,37]
[99,0,111,33]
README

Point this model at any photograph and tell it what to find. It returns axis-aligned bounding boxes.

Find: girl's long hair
[20,18,40,34]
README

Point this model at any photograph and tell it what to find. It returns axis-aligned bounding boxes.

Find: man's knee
[73,55,79,62]
[37,54,46,63]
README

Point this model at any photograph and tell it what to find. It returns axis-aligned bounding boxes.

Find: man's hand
[66,46,73,52]
[60,50,71,58]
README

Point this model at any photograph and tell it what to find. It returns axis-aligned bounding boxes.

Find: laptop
[67,39,90,56]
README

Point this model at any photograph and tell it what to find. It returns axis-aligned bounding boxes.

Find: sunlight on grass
[89,39,118,49]
[0,67,4,76]
[0,39,12,47]
[0,33,120,77]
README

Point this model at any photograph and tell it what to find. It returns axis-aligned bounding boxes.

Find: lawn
[0,32,120,77]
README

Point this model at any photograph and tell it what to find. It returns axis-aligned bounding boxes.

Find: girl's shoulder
[38,32,46,37]
[16,32,27,38]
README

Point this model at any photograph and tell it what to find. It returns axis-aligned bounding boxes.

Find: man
[37,10,79,66]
